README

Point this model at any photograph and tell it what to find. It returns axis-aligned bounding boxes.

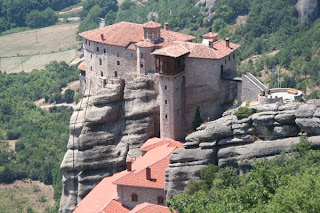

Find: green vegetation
[168,137,320,213]
[0,61,78,210]
[234,107,256,119]
[192,106,203,131]
[0,0,80,33]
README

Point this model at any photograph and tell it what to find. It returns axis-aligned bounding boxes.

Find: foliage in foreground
[0,61,78,209]
[168,137,320,213]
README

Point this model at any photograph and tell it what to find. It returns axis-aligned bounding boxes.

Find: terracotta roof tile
[203,32,219,39]
[143,21,162,28]
[152,40,240,59]
[140,138,184,152]
[74,139,183,213]
[102,200,130,213]
[78,61,85,71]
[129,203,172,213]
[79,22,194,48]
[135,40,155,48]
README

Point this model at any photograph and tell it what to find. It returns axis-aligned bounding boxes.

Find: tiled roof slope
[152,40,240,59]
[78,61,85,71]
[140,138,184,152]
[79,22,195,48]
[203,32,219,39]
[103,200,130,213]
[130,202,173,213]
[74,138,183,213]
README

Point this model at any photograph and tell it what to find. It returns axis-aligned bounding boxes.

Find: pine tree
[192,106,203,131]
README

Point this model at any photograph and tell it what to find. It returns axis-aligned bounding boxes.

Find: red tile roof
[130,202,172,213]
[140,138,184,152]
[103,200,130,213]
[143,21,162,28]
[152,40,240,59]
[74,171,128,213]
[79,22,195,49]
[78,61,85,71]
[203,32,219,39]
[74,138,183,213]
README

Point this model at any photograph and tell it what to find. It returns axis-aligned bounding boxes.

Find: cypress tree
[192,106,203,131]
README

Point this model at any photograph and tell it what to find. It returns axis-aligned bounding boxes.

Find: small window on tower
[97,47,99,52]
[140,63,143,68]
[104,49,106,53]
[85,39,87,44]
[165,85,167,90]
[90,54,92,59]
[233,54,235,59]
[115,71,118,77]
[117,61,120,65]
[165,100,168,104]
[165,114,168,119]
[99,58,102,65]
[101,72,103,77]
[89,41,91,46]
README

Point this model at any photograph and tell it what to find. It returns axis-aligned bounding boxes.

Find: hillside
[0,23,79,73]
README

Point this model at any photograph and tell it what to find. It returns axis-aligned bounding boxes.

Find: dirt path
[59,6,83,15]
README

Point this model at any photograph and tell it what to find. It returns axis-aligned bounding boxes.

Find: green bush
[234,107,256,119]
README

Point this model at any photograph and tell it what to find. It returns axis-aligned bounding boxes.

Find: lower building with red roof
[74,138,183,213]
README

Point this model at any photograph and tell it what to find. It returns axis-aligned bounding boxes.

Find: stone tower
[156,55,186,140]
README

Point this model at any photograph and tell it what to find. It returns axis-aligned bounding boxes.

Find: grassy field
[0,180,54,213]
[0,23,80,73]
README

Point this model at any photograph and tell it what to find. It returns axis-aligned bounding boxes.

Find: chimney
[146,167,151,180]
[126,161,132,172]
[209,40,214,48]
[226,37,230,48]
[101,34,105,41]
[164,22,169,30]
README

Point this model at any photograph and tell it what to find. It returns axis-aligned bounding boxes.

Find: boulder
[296,0,320,23]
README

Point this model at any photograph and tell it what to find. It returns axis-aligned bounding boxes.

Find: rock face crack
[59,77,159,213]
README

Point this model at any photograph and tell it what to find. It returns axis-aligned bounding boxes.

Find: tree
[192,106,203,131]
[63,89,75,103]
[26,8,58,28]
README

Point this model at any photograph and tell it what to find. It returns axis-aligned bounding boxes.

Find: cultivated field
[0,23,80,73]
[0,180,54,213]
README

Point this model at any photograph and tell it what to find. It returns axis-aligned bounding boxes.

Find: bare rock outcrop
[296,0,320,23]
[59,77,159,213]
[165,102,320,198]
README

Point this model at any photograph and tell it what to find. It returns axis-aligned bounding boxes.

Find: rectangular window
[89,41,91,46]
[165,85,167,90]
[233,54,235,59]
[115,71,118,77]
[165,100,168,104]
[140,63,143,68]
[85,39,87,44]
[165,114,168,119]
[117,61,120,65]
[101,72,103,76]
[104,49,106,53]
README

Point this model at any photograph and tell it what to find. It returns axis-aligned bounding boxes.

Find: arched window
[132,194,138,202]
[157,196,164,204]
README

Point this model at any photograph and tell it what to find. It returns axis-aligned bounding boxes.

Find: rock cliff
[59,77,159,213]
[296,0,320,23]
[165,102,320,197]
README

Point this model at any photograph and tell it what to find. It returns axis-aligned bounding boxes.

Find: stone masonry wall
[117,185,166,209]
[241,73,264,103]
